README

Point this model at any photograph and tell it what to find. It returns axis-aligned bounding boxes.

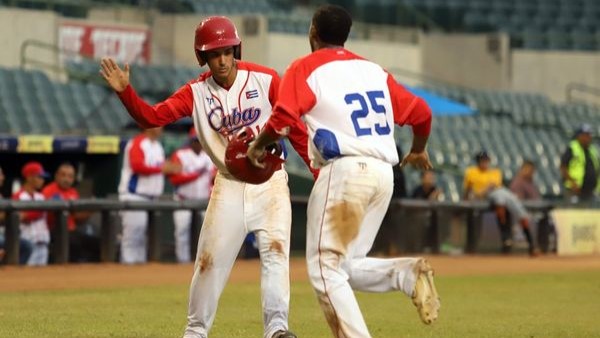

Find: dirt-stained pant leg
[184,173,247,338]
[174,209,192,263]
[306,157,420,338]
[246,170,292,338]
[306,157,375,338]
[343,194,420,298]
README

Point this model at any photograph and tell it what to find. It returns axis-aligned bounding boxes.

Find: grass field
[1,258,600,337]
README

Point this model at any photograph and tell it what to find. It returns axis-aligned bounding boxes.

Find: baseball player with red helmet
[100,16,312,338]
[247,5,440,337]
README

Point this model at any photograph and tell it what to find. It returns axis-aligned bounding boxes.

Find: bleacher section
[3,65,598,199]
[350,0,600,50]
[67,61,201,97]
[3,0,600,50]
[0,65,201,134]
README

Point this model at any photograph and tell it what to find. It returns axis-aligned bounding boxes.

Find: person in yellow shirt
[463,151,538,255]
[463,151,502,200]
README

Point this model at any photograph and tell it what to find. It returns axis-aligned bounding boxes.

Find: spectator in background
[560,123,599,203]
[0,166,5,224]
[42,163,100,262]
[464,151,537,256]
[118,127,181,264]
[0,166,6,262]
[12,162,50,266]
[463,150,502,200]
[412,170,441,201]
[168,128,214,263]
[511,160,555,253]
[373,146,407,255]
[392,146,407,199]
[0,165,34,265]
[510,160,541,201]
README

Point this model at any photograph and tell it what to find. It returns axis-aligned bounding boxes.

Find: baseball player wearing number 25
[248,5,441,338]
[100,16,313,338]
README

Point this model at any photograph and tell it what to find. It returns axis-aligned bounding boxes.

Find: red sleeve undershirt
[129,136,163,175]
[116,83,194,129]
[386,73,432,137]
[168,151,203,186]
[264,68,316,175]
[12,191,44,222]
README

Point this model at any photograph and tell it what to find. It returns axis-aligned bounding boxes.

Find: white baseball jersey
[262,47,436,338]
[12,189,50,244]
[169,147,214,200]
[115,60,310,337]
[116,60,313,178]
[264,48,432,169]
[118,134,165,197]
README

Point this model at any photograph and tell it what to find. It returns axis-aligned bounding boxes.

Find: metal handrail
[0,197,585,266]
[566,82,600,103]
[1,198,209,266]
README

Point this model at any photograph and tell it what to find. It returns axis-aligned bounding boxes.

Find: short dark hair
[522,160,535,168]
[474,150,490,163]
[312,5,352,46]
[57,162,75,171]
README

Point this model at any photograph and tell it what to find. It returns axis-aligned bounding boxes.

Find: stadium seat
[546,28,573,50]
[462,10,492,32]
[571,29,597,50]
[521,27,547,49]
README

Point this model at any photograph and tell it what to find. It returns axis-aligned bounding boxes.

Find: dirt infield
[1,255,599,292]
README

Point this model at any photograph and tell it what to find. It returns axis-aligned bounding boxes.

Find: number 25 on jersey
[345,91,391,137]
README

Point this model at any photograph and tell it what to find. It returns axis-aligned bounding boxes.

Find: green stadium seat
[379,0,398,25]
[571,29,596,50]
[354,0,383,24]
[397,0,420,27]
[463,10,492,32]
[487,12,509,30]
[513,2,536,17]
[547,28,573,49]
[521,28,547,49]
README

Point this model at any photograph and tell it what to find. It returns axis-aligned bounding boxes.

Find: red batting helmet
[194,16,242,66]
[225,128,284,185]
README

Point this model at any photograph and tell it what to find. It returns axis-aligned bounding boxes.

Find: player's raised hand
[400,151,433,170]
[99,57,130,93]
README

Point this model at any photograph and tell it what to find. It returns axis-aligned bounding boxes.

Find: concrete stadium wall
[511,50,600,103]
[160,14,268,67]
[420,33,511,90]
[266,33,422,77]
[88,9,269,67]
[0,8,58,69]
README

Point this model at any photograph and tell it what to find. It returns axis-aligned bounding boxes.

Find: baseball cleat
[272,330,297,338]
[412,258,441,325]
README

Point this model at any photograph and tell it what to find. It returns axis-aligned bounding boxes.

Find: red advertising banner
[59,21,151,64]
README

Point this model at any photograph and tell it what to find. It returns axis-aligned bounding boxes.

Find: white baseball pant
[119,193,151,264]
[27,243,48,266]
[307,156,421,338]
[183,169,292,338]
[174,208,206,264]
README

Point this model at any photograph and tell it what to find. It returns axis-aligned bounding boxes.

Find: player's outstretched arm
[100,58,130,93]
[99,58,193,129]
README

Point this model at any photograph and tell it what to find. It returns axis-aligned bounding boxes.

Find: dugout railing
[0,198,555,266]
